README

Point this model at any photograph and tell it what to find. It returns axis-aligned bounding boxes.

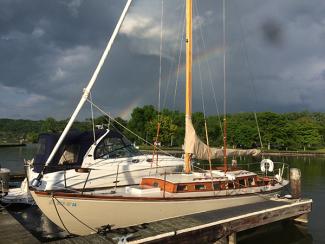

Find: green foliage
[26,132,39,143]
[127,105,157,143]
[145,115,177,145]
[1,107,325,150]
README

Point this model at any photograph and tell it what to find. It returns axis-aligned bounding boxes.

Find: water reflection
[239,221,313,244]
[8,205,69,242]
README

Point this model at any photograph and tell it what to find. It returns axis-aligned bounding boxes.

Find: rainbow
[119,45,225,117]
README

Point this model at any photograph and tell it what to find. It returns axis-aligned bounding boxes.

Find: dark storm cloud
[1,0,325,120]
[261,19,283,46]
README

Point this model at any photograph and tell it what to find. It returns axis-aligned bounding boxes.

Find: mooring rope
[52,196,98,233]
[51,196,71,235]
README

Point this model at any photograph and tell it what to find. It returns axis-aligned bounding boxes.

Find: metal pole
[113,164,120,193]
[81,169,91,195]
[32,0,133,186]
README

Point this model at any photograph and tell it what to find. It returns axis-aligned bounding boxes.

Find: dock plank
[0,207,40,244]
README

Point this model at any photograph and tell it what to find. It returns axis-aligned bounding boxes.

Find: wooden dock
[0,206,40,244]
[48,198,312,244]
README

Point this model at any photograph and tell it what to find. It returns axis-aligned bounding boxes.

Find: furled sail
[185,117,260,160]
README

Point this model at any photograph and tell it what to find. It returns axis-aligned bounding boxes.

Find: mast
[184,0,192,174]
[222,0,228,172]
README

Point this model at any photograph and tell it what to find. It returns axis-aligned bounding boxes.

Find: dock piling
[290,168,301,199]
[228,232,237,244]
[294,213,309,225]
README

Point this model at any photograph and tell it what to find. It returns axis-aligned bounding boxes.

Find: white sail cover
[185,117,260,160]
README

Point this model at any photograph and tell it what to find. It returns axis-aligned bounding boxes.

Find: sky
[1,0,325,120]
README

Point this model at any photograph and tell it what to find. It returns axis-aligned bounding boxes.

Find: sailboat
[25,0,258,193]
[29,0,289,236]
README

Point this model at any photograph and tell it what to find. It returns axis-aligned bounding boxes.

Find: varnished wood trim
[33,188,282,202]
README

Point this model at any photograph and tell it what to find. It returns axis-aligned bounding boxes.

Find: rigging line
[153,0,164,166]
[195,27,207,118]
[86,99,175,157]
[223,0,226,118]
[194,0,223,135]
[89,92,96,145]
[232,0,264,150]
[194,0,214,193]
[254,112,264,151]
[158,0,164,116]
[173,4,186,111]
[163,1,185,109]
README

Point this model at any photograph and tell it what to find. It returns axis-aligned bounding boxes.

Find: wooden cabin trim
[141,175,273,193]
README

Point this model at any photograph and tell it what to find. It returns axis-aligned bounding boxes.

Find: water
[0,144,38,173]
[0,146,324,243]
[239,156,325,244]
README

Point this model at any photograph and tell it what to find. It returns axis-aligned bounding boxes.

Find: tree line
[1,105,324,151]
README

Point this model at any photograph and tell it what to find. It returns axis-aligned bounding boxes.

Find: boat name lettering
[48,200,77,207]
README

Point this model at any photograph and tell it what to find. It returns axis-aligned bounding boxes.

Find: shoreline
[140,149,325,157]
[0,143,26,148]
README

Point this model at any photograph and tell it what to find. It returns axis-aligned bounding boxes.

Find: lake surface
[0,146,324,243]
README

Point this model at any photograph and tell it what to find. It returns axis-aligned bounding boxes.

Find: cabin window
[153,182,159,187]
[58,144,80,165]
[195,184,206,191]
[95,137,140,159]
[227,181,235,189]
[257,180,265,186]
[176,184,188,192]
[248,177,256,186]
[238,179,246,188]
[213,182,221,190]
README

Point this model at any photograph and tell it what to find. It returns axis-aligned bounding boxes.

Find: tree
[41,117,58,132]
[145,115,177,146]
[26,132,39,143]
[292,117,322,150]
[128,105,157,143]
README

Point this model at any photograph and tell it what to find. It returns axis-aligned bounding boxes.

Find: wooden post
[228,232,237,244]
[214,237,227,244]
[290,168,301,199]
[294,213,309,224]
[0,168,10,194]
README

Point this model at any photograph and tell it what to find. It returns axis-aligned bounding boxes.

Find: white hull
[31,190,280,236]
[1,187,34,205]
[28,155,183,191]
[1,178,34,205]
